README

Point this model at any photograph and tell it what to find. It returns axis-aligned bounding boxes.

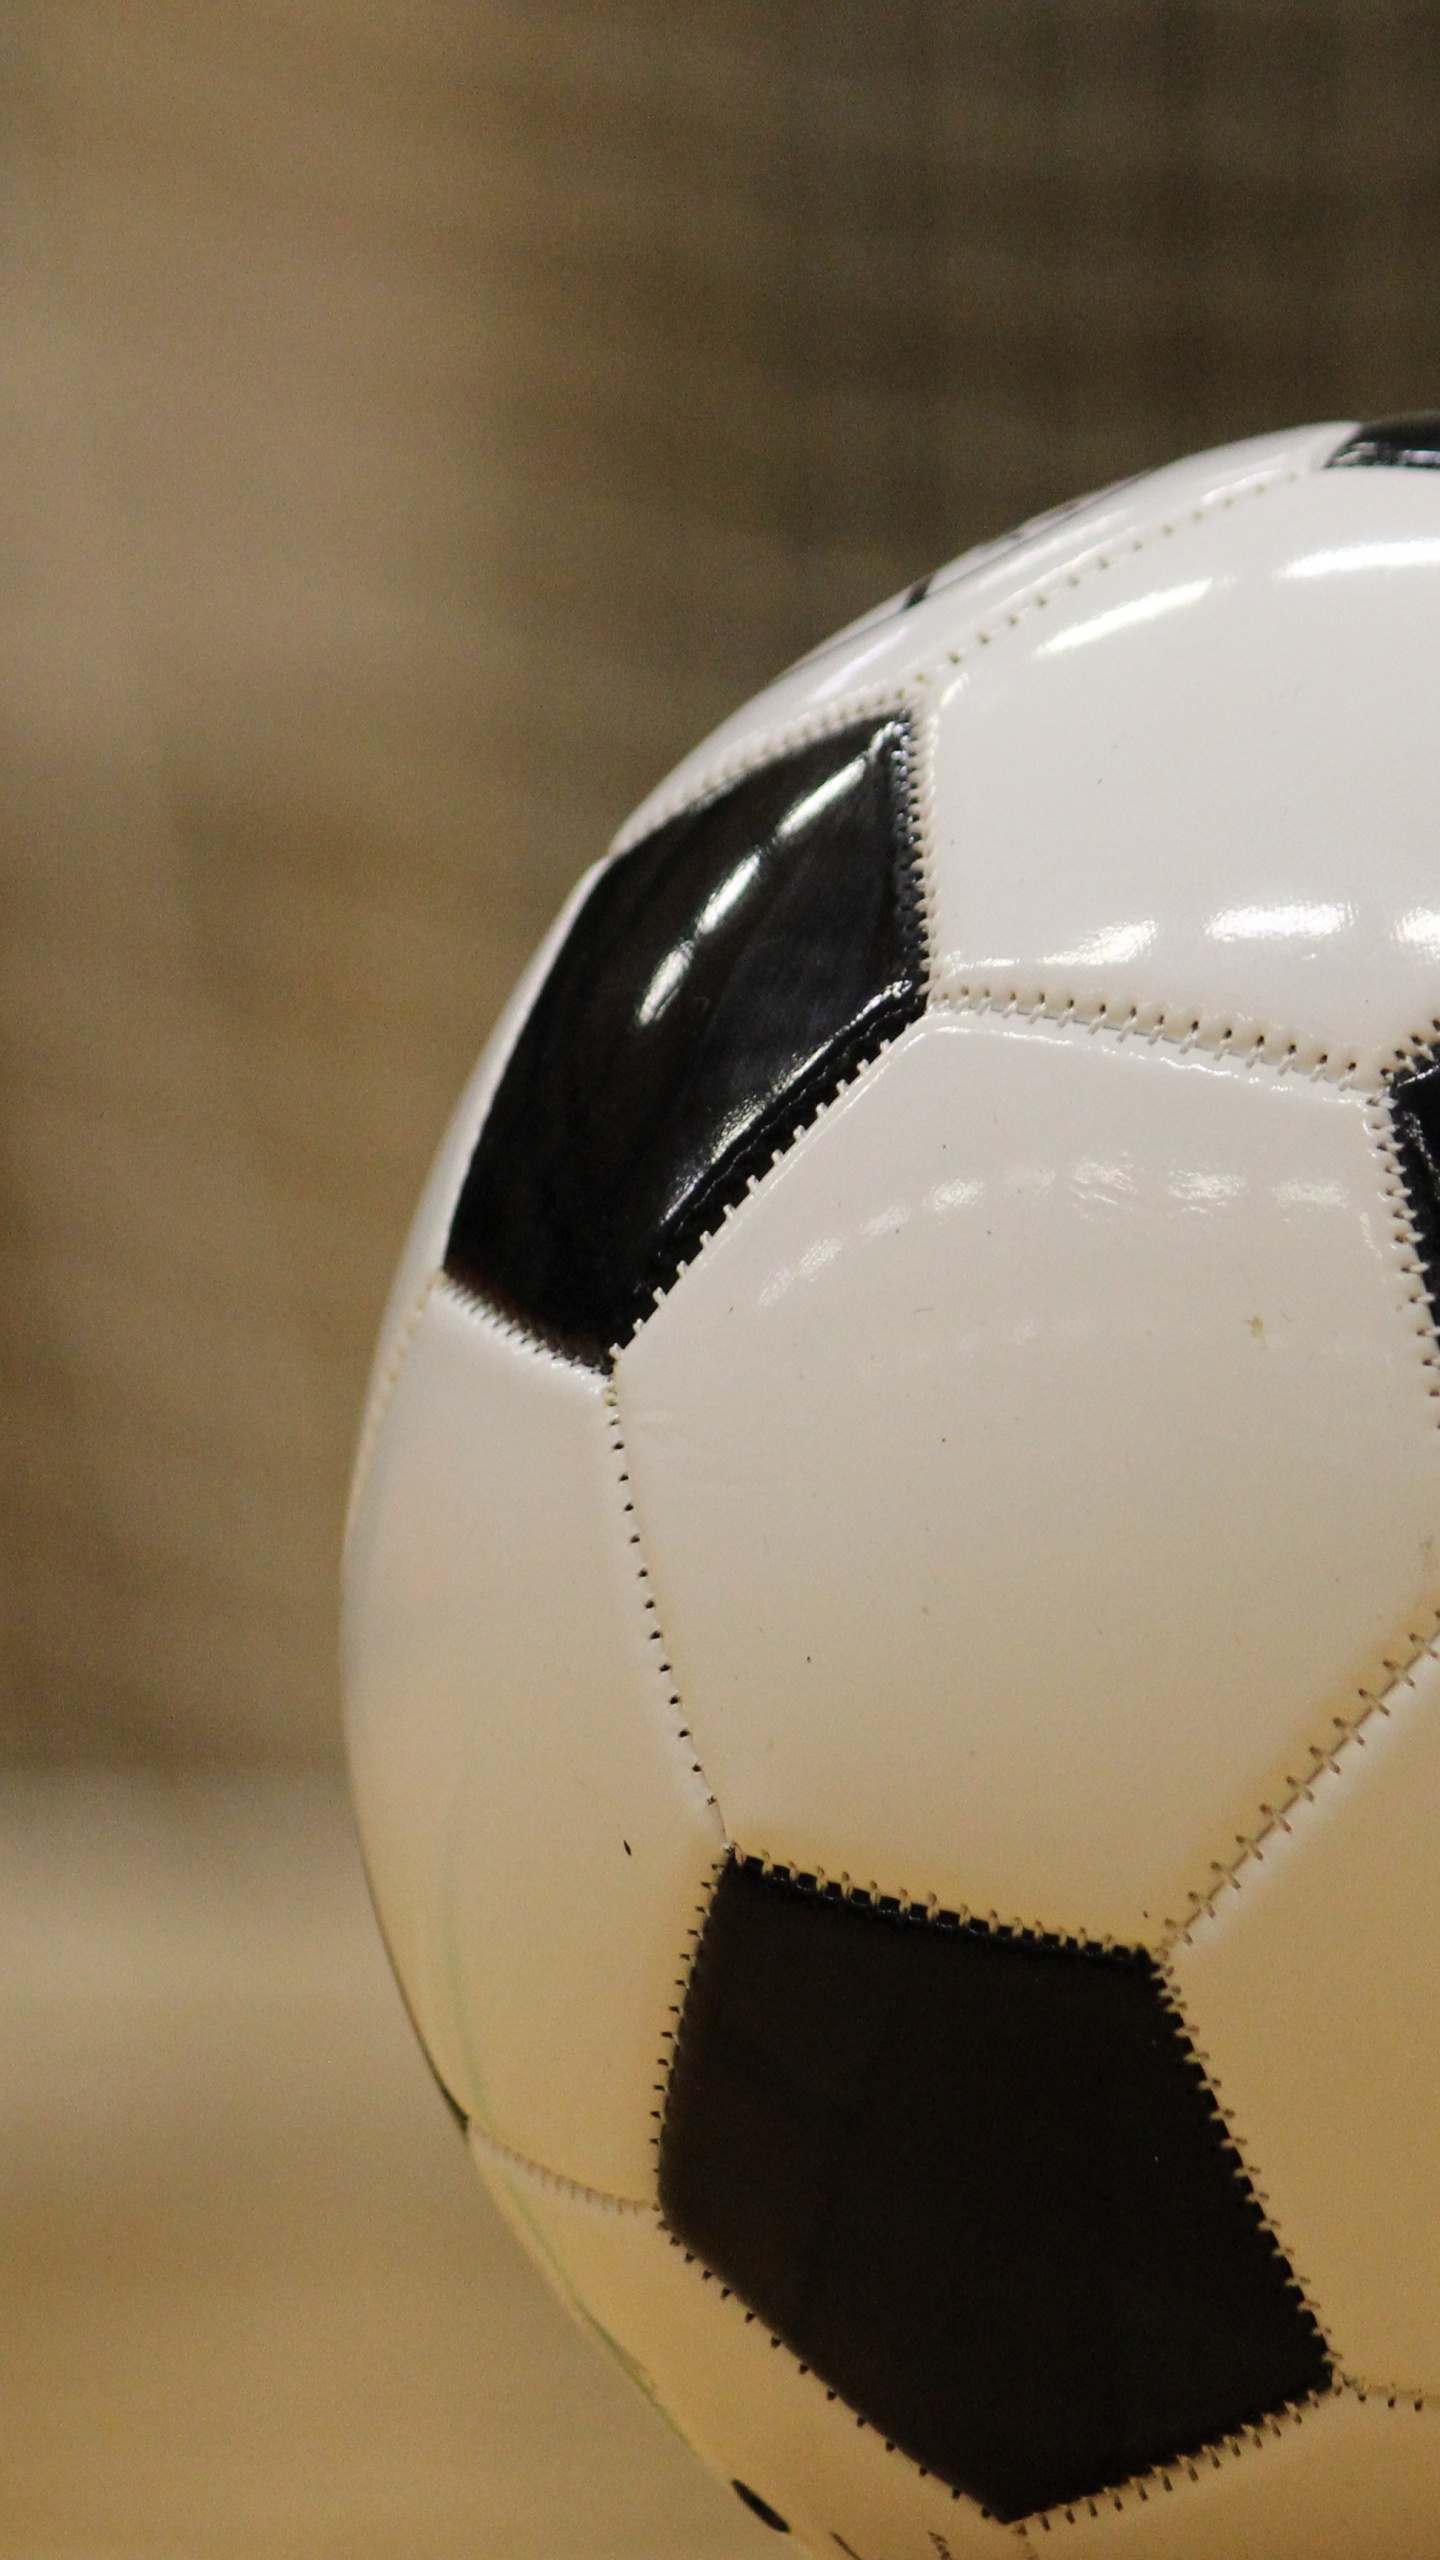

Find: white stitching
[439,1270,605,1375]
[939,471,1295,682]
[467,2116,653,2216]
[610,687,920,855]
[614,465,1299,860]
[1169,1630,1440,1945]
[343,1269,440,1544]
[931,986,1365,1088]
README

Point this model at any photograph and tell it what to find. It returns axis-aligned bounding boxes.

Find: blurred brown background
[2,4,1440,2553]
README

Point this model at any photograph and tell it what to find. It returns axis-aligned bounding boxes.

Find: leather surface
[618,1010,1440,1942]
[445,719,924,1367]
[343,1281,722,2194]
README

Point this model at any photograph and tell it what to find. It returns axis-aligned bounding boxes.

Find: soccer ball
[343,416,1440,2559]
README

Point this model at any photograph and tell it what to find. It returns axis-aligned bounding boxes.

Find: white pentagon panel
[472,2147,1012,2560]
[343,1280,722,2196]
[617,1009,1440,1943]
[1172,1643,1440,2391]
[927,461,1440,1085]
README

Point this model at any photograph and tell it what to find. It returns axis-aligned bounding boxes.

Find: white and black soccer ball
[344,416,1440,2559]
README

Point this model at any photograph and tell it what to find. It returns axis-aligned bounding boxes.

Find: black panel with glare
[445,717,925,1367]
[1389,1054,1440,1322]
[1328,414,1440,469]
[660,1859,1330,2525]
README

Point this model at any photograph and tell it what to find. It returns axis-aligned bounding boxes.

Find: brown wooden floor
[0,1772,769,2559]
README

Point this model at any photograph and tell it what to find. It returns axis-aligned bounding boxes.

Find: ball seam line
[600,1376,724,1821]
[341,1268,439,1547]
[934,464,1298,686]
[650,1850,731,2176]
[611,461,1301,858]
[466,2115,654,2215]
[1168,1630,1440,1948]
[609,683,923,857]
[1011,2379,1413,2541]
[931,985,1374,1089]
[601,1375,732,2202]
[1154,1956,1336,2361]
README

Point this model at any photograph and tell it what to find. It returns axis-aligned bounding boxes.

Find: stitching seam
[467,2116,653,2216]
[616,464,1299,858]
[931,986,1367,1089]
[343,1269,439,1544]
[1169,1629,1440,1943]
[602,1379,724,1818]
[932,466,1297,690]
[715,1850,1128,1961]
[610,686,919,854]
[438,1267,606,1374]
[596,1378,728,2197]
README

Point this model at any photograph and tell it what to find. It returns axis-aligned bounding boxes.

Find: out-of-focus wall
[2,0,1439,1763]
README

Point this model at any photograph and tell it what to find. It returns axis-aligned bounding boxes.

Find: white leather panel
[1172,1643,1440,2390]
[615,425,1346,852]
[342,1282,723,2195]
[474,2148,1011,2560]
[617,1010,1440,1943]
[1019,2392,1440,2559]
[928,462,1440,1086]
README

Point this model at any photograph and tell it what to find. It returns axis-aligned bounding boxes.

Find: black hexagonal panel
[1328,414,1440,468]
[445,716,925,1368]
[1389,1053,1440,1323]
[660,1858,1330,2526]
